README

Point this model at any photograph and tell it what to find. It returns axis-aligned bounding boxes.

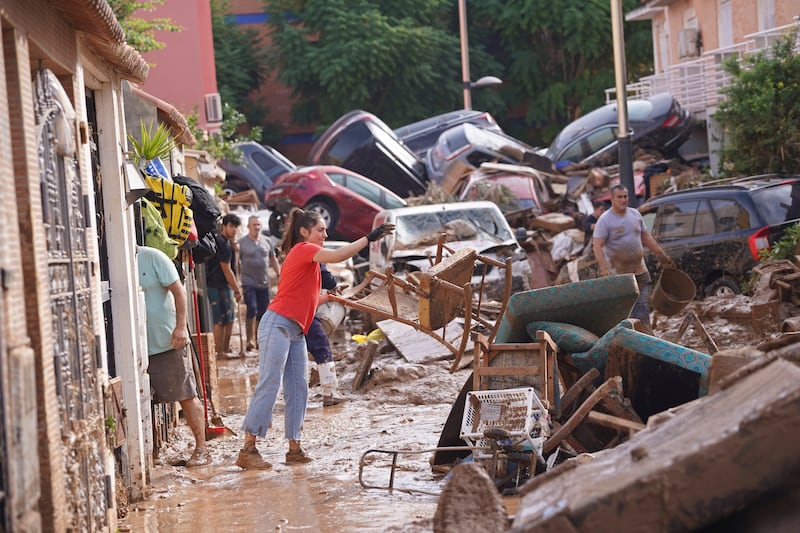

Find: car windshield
[753,182,800,224]
[393,207,513,249]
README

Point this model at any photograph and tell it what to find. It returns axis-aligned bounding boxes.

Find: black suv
[307,110,428,198]
[557,175,800,298]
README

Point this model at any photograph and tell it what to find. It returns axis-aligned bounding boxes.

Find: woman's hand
[366,223,396,242]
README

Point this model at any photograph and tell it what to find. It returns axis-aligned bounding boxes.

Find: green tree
[211,1,271,129]
[187,104,262,164]
[107,0,182,53]
[714,32,800,176]
[470,0,652,144]
[261,0,505,128]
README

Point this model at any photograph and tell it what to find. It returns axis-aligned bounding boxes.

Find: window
[346,175,382,206]
[657,200,700,240]
[718,0,733,48]
[757,0,776,32]
[560,127,617,162]
[711,198,748,232]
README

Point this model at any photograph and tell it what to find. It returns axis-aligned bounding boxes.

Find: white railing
[605,22,800,118]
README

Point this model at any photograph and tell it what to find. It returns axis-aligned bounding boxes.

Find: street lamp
[611,0,636,206]
[458,0,502,109]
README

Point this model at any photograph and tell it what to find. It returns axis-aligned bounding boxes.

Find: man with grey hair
[238,215,280,351]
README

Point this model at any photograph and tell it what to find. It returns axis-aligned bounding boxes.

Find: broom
[188,251,236,439]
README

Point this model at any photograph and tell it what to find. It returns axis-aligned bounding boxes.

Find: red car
[264,165,407,240]
[457,165,554,214]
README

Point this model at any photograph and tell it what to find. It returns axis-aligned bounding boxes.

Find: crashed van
[369,201,532,298]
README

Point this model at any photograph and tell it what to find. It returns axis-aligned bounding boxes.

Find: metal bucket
[651,268,696,316]
[316,301,347,336]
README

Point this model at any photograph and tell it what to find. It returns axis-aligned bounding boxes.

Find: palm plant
[128,119,175,164]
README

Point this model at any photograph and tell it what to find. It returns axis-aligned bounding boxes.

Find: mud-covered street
[117,295,773,533]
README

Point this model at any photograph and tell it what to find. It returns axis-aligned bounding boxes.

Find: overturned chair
[329,237,513,372]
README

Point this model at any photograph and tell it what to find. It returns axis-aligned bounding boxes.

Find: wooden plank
[585,410,645,433]
[377,319,473,366]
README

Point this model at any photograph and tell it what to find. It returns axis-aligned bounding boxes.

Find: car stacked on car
[258,97,698,297]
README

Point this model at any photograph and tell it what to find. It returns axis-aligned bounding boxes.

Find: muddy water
[119,334,469,532]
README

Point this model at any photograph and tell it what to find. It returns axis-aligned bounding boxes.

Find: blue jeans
[242,310,308,440]
[306,317,332,364]
[242,285,270,320]
[630,272,652,331]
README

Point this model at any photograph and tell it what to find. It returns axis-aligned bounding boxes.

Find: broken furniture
[433,275,639,467]
[472,331,558,409]
[330,238,513,372]
[359,386,550,494]
[511,349,800,532]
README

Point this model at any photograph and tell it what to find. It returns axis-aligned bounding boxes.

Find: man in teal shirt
[138,245,210,467]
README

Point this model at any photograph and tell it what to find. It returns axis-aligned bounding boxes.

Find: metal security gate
[35,68,108,531]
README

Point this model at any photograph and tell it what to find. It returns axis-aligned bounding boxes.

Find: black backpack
[173,175,222,263]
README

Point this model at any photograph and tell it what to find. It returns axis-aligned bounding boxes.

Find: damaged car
[369,201,532,298]
[556,174,800,298]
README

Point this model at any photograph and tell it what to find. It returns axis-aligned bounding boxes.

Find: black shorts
[148,345,198,403]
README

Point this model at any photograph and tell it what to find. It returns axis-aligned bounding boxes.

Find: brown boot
[236,447,272,470]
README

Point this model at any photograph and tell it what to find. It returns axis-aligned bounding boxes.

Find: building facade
[0,1,154,530]
[620,0,800,172]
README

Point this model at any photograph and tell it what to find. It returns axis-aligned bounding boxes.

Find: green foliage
[714,32,800,176]
[211,1,271,128]
[186,104,262,163]
[128,120,175,163]
[261,0,505,128]
[107,0,182,53]
[759,222,800,262]
[471,0,651,144]
[257,0,650,144]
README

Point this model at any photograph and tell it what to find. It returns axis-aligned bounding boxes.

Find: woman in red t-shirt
[235,208,394,469]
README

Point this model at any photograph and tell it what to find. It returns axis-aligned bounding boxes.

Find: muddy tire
[268,211,285,238]
[705,277,740,297]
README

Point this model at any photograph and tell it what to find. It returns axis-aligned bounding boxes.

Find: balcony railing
[606,22,800,119]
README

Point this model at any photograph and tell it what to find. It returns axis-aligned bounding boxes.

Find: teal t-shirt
[138,246,179,355]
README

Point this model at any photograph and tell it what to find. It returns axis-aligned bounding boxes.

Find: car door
[648,198,720,290]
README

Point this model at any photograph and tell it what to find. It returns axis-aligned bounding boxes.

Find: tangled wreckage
[338,232,800,532]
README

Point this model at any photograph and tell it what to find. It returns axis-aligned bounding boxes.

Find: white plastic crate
[459,387,549,451]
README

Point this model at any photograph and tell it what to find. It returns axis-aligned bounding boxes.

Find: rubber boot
[246,318,256,352]
[318,361,345,406]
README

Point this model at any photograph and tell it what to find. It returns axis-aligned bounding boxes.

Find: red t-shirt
[268,242,321,333]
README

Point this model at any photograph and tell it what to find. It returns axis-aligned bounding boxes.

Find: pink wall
[140,0,218,129]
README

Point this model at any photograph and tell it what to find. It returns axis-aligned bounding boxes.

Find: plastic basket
[459,387,549,450]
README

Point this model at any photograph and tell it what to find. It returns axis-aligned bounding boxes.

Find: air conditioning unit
[204,93,223,123]
[678,28,700,59]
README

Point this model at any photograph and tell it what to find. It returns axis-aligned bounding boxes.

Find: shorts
[208,286,235,324]
[148,345,198,403]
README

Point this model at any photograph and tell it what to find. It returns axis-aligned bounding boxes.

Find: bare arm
[166,280,189,349]
[592,237,610,275]
[641,230,673,265]
[220,262,242,302]
[313,237,369,263]
[270,254,281,277]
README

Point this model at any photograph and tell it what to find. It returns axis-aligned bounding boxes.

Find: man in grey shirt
[593,185,673,332]
[238,215,281,351]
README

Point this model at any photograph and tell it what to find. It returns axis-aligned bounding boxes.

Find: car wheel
[705,277,740,297]
[268,211,285,238]
[305,199,338,233]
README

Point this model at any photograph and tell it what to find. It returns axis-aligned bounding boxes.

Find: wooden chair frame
[472,330,558,409]
[330,235,513,372]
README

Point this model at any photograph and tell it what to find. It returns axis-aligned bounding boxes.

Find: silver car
[369,201,532,299]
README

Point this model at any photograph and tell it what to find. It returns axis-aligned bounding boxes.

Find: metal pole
[611,0,636,206]
[458,0,472,110]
